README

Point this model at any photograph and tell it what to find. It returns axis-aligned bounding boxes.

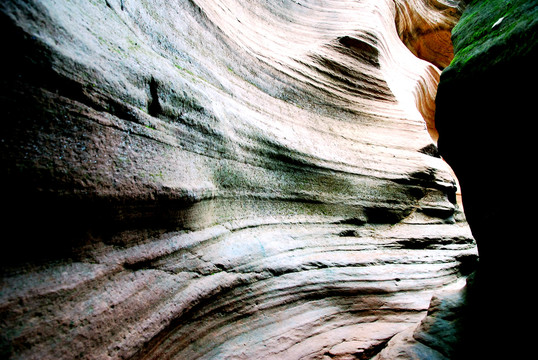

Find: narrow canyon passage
[1,0,478,359]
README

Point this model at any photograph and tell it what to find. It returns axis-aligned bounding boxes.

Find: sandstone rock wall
[0,1,475,359]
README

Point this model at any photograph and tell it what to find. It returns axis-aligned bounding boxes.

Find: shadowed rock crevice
[147,77,162,117]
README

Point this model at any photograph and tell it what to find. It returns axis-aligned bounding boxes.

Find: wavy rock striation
[1,0,474,359]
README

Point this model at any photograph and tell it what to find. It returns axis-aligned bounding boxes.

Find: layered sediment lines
[1,0,473,359]
[2,220,475,359]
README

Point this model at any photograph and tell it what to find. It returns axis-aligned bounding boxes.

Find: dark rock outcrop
[375,0,537,358]
[0,0,477,359]
[434,0,538,357]
[436,0,537,276]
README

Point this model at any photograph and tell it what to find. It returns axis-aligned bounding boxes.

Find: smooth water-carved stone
[0,0,474,358]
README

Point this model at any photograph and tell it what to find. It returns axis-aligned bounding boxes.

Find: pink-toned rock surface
[0,0,474,359]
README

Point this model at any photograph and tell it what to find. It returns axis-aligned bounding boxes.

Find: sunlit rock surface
[0,0,475,359]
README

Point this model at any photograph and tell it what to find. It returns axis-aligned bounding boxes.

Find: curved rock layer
[0,0,474,359]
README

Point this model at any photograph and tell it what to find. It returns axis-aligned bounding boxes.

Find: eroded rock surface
[1,0,475,359]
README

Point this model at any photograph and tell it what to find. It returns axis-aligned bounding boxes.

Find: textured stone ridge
[1,0,475,359]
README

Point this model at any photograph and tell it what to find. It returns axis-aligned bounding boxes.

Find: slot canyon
[1,0,536,359]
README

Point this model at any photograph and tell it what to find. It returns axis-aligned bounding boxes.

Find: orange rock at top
[394,0,461,70]
[411,29,455,69]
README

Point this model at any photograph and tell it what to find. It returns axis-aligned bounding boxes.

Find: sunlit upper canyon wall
[1,1,478,359]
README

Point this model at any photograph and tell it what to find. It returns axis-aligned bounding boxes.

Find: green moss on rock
[448,0,538,74]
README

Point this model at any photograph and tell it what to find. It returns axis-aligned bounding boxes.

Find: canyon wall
[375,1,538,358]
[1,1,477,359]
[433,0,538,358]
